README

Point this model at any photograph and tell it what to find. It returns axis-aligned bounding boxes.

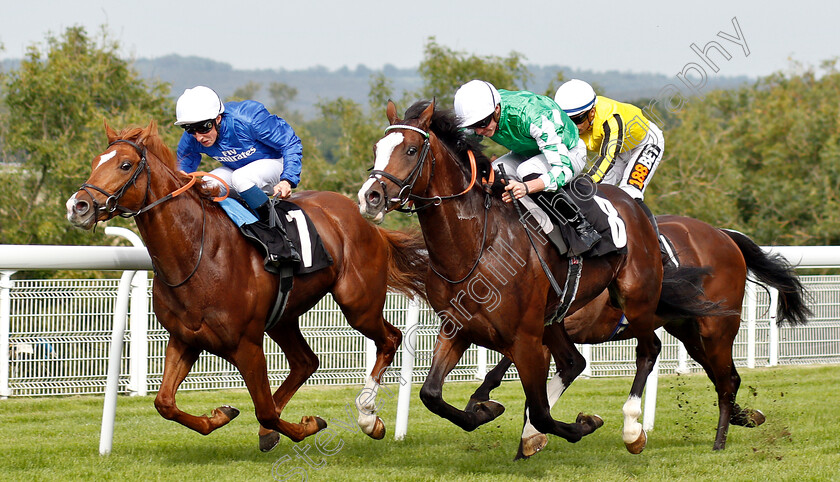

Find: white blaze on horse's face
[65,193,78,221]
[96,149,117,169]
[357,132,405,222]
[373,132,404,172]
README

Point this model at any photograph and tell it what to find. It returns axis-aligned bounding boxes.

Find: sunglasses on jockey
[569,110,590,125]
[181,119,216,135]
[466,112,495,130]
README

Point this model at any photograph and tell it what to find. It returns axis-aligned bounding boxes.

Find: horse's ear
[418,99,435,130]
[104,121,119,144]
[386,100,400,125]
[142,120,159,140]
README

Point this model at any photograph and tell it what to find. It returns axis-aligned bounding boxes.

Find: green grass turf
[1,365,838,481]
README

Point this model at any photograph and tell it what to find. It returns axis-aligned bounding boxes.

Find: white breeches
[204,158,286,196]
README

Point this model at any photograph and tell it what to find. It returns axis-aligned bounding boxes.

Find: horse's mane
[113,124,220,197]
[114,126,179,171]
[402,101,497,189]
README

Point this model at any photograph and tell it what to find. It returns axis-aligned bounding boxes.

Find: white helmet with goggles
[554,79,597,116]
[454,80,501,128]
[174,86,225,125]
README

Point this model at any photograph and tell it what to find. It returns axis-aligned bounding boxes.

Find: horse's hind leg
[419,333,505,431]
[666,315,763,451]
[335,288,402,439]
[154,337,240,435]
[516,324,595,460]
[231,338,325,443]
[511,336,602,451]
[466,356,512,413]
[619,333,661,454]
[258,319,321,452]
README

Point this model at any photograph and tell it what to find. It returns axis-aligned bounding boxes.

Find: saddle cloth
[529,184,628,257]
[219,197,333,274]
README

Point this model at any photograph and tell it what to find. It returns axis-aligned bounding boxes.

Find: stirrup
[575,220,601,249]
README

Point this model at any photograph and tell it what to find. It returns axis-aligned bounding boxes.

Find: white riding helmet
[554,79,597,116]
[454,80,501,128]
[174,86,225,125]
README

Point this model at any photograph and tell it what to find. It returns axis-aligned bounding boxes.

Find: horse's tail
[722,229,813,326]
[379,227,429,303]
[656,265,736,320]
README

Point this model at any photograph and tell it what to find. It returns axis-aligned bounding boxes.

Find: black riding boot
[524,175,601,254]
[567,212,602,253]
[548,189,601,253]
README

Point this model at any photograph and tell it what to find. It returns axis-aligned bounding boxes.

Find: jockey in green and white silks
[488,89,586,192]
[454,80,600,252]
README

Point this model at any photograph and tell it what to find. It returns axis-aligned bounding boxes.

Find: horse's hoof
[300,415,328,435]
[259,430,281,452]
[576,412,604,434]
[625,429,647,454]
[744,409,766,427]
[367,417,386,440]
[731,408,767,428]
[515,433,548,460]
[476,400,506,421]
[216,405,240,422]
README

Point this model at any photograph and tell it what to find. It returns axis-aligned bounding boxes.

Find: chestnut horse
[66,121,427,451]
[471,215,811,458]
[358,100,687,453]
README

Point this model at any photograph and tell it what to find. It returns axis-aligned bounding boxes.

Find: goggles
[467,113,495,130]
[182,119,215,135]
[569,111,590,125]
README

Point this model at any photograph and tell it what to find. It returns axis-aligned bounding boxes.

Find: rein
[80,138,231,287]
[80,139,229,219]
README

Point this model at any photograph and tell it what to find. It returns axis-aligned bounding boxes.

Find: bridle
[78,138,229,288]
[80,139,153,218]
[367,123,492,284]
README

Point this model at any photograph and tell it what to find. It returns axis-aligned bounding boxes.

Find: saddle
[530,185,628,258]
[219,197,334,331]
[218,197,333,275]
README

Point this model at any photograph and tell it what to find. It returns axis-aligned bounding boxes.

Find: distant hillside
[3,55,753,120]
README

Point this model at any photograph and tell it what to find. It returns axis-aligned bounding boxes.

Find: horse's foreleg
[232,339,325,444]
[259,320,321,451]
[419,334,505,431]
[621,333,661,454]
[154,337,240,435]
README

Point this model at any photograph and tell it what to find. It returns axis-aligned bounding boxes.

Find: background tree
[227,80,261,102]
[418,37,531,107]
[649,60,840,245]
[0,26,174,250]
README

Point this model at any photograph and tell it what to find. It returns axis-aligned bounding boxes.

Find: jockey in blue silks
[175,85,303,220]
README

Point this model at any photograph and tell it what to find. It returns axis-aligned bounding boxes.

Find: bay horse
[358,100,715,454]
[66,121,427,451]
[470,215,812,458]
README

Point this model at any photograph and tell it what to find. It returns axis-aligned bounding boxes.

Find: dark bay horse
[66,121,427,451]
[358,100,681,453]
[471,215,811,458]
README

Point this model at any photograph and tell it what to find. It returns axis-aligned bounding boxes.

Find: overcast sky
[1,0,838,78]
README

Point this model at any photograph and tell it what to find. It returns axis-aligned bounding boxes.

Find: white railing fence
[1,242,839,454]
[1,275,839,398]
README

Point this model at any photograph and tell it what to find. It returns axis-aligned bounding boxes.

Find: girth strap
[546,256,583,326]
